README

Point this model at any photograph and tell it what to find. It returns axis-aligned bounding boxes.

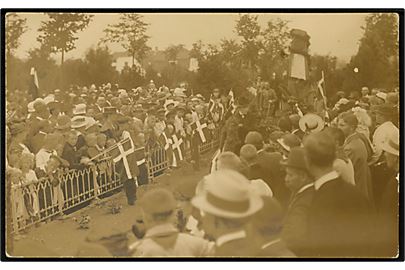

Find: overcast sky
[13,12,369,63]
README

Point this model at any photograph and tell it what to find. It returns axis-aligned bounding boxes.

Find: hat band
[388,139,399,151]
[305,122,318,131]
[206,192,250,213]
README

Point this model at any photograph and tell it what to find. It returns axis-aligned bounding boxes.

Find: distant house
[112,48,192,74]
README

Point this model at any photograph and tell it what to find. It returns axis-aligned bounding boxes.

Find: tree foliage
[344,13,399,90]
[164,44,185,61]
[101,13,151,65]
[5,13,28,56]
[37,13,93,65]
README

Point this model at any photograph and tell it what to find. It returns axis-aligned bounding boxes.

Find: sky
[13,12,369,63]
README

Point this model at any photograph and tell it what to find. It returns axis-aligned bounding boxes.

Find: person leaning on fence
[191,169,263,257]
[129,188,214,257]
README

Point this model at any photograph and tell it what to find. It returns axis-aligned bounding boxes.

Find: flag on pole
[317,71,330,122]
[110,135,137,180]
[171,134,184,161]
[30,67,39,99]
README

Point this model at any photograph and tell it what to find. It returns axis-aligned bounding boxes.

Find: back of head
[338,110,358,128]
[323,126,345,147]
[244,131,264,150]
[240,144,258,164]
[217,151,249,177]
[140,188,177,224]
[303,131,336,168]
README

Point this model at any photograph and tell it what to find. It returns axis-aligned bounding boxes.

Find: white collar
[216,230,246,247]
[297,183,314,194]
[314,171,339,190]
[261,238,281,250]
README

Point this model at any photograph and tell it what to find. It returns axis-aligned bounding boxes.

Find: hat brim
[299,114,325,133]
[56,124,71,130]
[191,193,263,219]
[382,142,399,156]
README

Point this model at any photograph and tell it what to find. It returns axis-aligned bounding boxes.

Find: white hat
[164,99,176,109]
[71,116,89,129]
[191,170,263,219]
[299,113,325,134]
[73,103,86,115]
[382,131,399,156]
[84,117,100,130]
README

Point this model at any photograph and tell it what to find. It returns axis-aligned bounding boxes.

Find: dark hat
[236,96,250,107]
[375,103,395,116]
[280,146,307,171]
[165,109,176,118]
[157,108,166,115]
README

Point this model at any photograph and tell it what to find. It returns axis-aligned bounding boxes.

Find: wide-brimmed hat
[382,131,399,156]
[71,116,89,129]
[277,133,302,152]
[173,88,186,97]
[73,103,87,115]
[280,146,307,171]
[163,99,177,110]
[299,113,325,134]
[376,92,387,101]
[55,115,71,130]
[102,106,117,115]
[191,169,263,219]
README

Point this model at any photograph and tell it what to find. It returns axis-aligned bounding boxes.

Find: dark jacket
[307,177,374,257]
[215,237,257,257]
[61,143,86,170]
[281,185,315,256]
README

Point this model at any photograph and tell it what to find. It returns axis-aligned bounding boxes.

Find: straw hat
[71,116,89,129]
[382,131,399,156]
[277,133,302,152]
[299,113,325,133]
[191,170,263,219]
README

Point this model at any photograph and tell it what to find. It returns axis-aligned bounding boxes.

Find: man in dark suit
[280,147,314,256]
[303,131,374,258]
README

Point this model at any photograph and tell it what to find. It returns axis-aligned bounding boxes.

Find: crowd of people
[6,80,400,258]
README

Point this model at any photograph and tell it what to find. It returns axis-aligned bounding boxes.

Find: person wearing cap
[303,131,373,257]
[247,197,295,257]
[129,188,213,257]
[361,86,370,101]
[192,169,263,256]
[276,133,302,159]
[61,130,86,170]
[338,111,374,203]
[71,116,90,149]
[279,147,314,256]
[375,130,399,257]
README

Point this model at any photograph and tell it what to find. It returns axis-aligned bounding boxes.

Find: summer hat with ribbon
[299,113,325,134]
[191,169,263,219]
[71,116,90,129]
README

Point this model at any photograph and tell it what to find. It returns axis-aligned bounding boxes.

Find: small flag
[191,119,208,143]
[29,67,39,99]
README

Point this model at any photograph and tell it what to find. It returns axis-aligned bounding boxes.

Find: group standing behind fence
[6,81,225,234]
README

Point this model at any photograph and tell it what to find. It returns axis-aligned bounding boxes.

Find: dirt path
[10,154,213,257]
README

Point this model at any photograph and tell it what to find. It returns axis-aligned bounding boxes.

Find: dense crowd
[6,81,400,258]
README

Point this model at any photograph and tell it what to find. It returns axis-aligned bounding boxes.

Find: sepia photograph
[2,9,402,260]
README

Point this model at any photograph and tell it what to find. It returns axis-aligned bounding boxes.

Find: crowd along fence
[9,128,221,234]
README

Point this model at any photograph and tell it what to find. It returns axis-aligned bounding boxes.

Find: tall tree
[82,46,118,85]
[5,13,28,56]
[164,44,185,62]
[37,13,93,65]
[258,18,290,81]
[345,13,399,90]
[101,13,151,65]
[235,14,262,72]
